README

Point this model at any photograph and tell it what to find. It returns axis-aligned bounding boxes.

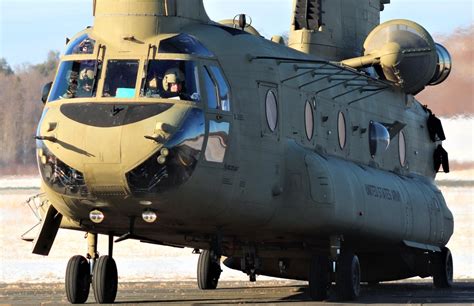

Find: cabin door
[198,62,237,216]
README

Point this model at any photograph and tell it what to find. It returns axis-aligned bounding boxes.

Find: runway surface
[1,280,473,305]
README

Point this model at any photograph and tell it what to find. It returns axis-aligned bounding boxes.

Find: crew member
[162,68,186,99]
[63,71,79,99]
[145,74,160,97]
[77,68,95,97]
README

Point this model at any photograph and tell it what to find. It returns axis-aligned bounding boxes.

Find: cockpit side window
[209,66,231,112]
[141,60,200,101]
[48,60,98,102]
[65,34,96,55]
[159,34,214,58]
[103,60,139,98]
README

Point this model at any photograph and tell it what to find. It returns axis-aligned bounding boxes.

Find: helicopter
[28,0,453,303]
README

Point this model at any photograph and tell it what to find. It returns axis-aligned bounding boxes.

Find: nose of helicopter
[36,102,205,198]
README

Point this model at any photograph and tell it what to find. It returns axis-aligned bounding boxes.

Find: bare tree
[0,54,58,175]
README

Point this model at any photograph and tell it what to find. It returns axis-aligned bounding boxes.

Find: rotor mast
[289,0,390,61]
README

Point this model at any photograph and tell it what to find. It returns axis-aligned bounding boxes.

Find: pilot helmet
[162,68,185,90]
[80,39,94,53]
[80,69,94,81]
[148,77,158,89]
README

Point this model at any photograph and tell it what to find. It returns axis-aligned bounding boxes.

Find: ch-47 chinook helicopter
[27,0,454,303]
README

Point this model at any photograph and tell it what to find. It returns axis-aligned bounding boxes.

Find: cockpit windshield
[48,60,98,102]
[141,60,200,102]
[103,60,139,98]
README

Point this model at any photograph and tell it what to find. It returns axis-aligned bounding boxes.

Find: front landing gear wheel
[336,252,361,301]
[197,250,221,290]
[92,255,118,304]
[308,255,330,301]
[65,255,91,304]
[432,247,454,288]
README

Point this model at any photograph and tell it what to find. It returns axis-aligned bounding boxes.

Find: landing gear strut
[197,250,222,290]
[241,247,260,282]
[65,233,118,304]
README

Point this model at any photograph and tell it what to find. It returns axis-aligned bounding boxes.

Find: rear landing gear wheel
[336,252,361,301]
[65,255,91,304]
[432,247,453,288]
[92,255,118,304]
[308,255,330,301]
[197,250,221,290]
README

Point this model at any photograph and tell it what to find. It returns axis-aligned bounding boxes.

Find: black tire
[92,255,118,304]
[65,255,91,304]
[197,250,221,290]
[308,255,330,301]
[432,247,454,288]
[336,252,361,301]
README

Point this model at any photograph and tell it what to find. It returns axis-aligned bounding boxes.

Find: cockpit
[47,33,222,106]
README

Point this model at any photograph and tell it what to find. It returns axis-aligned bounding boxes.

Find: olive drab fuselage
[34,0,453,283]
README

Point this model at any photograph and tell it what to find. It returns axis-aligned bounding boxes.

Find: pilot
[145,74,161,97]
[63,71,79,98]
[162,68,186,99]
[77,68,95,97]
[78,39,94,54]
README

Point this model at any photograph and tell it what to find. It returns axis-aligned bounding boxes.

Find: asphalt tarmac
[1,280,473,305]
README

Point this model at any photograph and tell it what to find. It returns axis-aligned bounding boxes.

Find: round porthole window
[338,112,346,150]
[399,131,406,166]
[305,101,314,140]
[265,90,278,132]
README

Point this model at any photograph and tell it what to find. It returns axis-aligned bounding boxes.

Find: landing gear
[307,236,361,302]
[65,255,90,304]
[432,247,453,288]
[242,247,260,282]
[308,255,330,301]
[197,250,222,290]
[92,255,118,303]
[335,252,361,300]
[65,233,118,304]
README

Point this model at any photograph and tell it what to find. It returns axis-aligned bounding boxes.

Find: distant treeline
[0,52,59,175]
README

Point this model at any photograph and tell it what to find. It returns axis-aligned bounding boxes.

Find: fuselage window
[338,111,346,150]
[103,60,139,98]
[65,33,96,55]
[205,120,230,163]
[48,60,98,102]
[266,90,278,132]
[399,131,407,166]
[142,60,200,101]
[305,100,314,140]
[159,33,214,58]
[209,66,231,111]
[203,67,219,109]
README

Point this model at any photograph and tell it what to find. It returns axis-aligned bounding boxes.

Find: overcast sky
[0,0,472,67]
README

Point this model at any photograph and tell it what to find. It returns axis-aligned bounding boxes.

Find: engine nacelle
[429,43,452,86]
[341,19,452,95]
